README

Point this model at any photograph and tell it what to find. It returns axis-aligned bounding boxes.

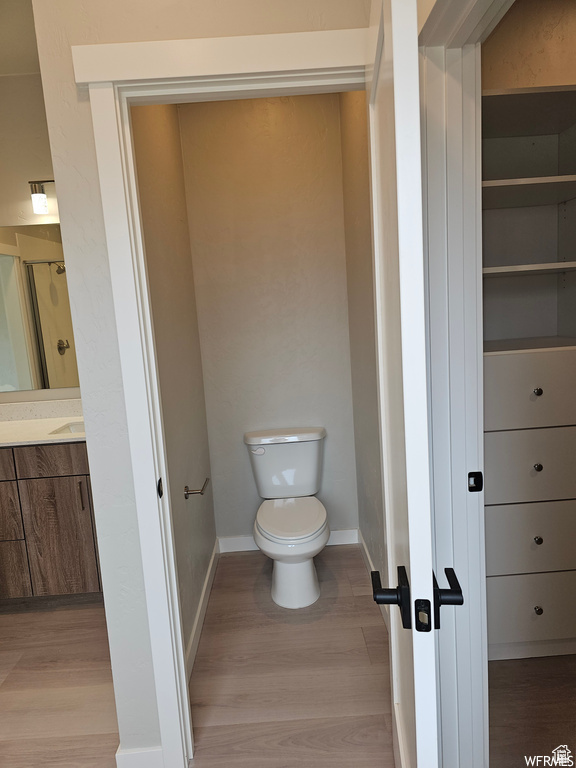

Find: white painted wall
[178,94,359,537]
[31,0,371,753]
[131,104,216,649]
[339,91,386,571]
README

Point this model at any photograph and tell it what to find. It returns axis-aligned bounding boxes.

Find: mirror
[0,224,79,392]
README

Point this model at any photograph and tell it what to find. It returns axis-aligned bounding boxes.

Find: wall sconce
[29,179,54,215]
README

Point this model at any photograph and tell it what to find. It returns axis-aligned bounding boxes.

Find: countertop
[0,416,86,447]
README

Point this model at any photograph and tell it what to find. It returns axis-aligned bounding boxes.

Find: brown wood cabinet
[0,448,16,481]
[19,476,99,596]
[0,541,32,598]
[0,442,100,599]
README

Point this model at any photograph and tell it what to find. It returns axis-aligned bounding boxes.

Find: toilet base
[271,558,320,609]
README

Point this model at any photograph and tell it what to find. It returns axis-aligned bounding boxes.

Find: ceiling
[0,0,40,76]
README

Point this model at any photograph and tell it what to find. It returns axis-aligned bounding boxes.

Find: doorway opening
[130,90,393,762]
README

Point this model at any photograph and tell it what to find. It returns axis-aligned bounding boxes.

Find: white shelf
[483,261,576,277]
[484,336,576,354]
[482,175,576,209]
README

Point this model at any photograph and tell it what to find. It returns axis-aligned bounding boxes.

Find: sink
[50,421,85,435]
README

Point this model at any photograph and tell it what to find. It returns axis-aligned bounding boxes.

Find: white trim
[72,29,368,85]
[358,528,389,630]
[419,0,514,48]
[218,535,258,554]
[328,528,359,546]
[88,81,193,766]
[489,638,576,661]
[115,747,163,768]
[218,528,359,554]
[185,542,219,678]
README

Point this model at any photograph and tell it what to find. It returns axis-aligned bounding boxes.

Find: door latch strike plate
[468,471,483,492]
[415,599,432,632]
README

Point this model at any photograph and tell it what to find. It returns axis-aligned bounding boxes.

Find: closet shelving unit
[482,86,576,660]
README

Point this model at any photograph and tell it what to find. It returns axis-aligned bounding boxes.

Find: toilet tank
[244,427,326,499]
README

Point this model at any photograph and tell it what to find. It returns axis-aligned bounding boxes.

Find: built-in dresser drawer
[484,348,576,431]
[487,571,576,647]
[13,442,88,479]
[0,448,15,481]
[484,426,576,505]
[485,500,576,576]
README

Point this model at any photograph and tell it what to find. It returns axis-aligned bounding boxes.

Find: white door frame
[74,28,368,768]
[419,2,513,767]
[71,2,510,765]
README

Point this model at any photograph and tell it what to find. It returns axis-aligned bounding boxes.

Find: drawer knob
[533,387,544,397]
[534,606,544,616]
[534,536,543,545]
[533,463,543,472]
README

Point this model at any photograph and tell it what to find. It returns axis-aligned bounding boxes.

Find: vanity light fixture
[29,179,54,215]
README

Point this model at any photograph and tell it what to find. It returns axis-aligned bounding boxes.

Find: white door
[368,2,442,766]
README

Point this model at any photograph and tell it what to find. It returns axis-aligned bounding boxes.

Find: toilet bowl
[244,427,329,609]
[253,497,330,609]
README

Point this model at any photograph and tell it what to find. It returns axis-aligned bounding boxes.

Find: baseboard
[392,702,412,768]
[328,528,358,545]
[218,528,359,553]
[115,746,163,768]
[488,637,576,660]
[358,528,389,629]
[184,540,219,678]
[218,534,258,553]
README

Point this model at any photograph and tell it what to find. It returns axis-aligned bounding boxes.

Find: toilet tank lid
[244,427,326,445]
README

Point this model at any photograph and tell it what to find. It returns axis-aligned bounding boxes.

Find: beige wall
[339,91,386,572]
[31,0,371,753]
[0,74,56,227]
[179,94,359,538]
[482,0,576,90]
[131,105,216,656]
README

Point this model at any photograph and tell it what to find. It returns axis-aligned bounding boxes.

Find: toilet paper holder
[184,478,210,499]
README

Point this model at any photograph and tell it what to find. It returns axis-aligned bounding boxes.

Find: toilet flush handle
[184,478,210,499]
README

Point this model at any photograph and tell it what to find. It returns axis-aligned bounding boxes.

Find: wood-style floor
[489,654,576,767]
[189,544,394,767]
[1,547,572,767]
[0,594,118,767]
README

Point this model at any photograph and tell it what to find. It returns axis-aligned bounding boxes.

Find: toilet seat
[256,497,327,543]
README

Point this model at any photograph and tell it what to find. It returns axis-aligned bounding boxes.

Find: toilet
[244,427,330,609]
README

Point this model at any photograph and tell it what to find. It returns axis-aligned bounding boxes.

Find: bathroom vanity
[0,424,100,599]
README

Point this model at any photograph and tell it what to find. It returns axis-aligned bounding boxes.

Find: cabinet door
[0,541,32,598]
[0,481,24,540]
[19,476,100,595]
[0,448,15,481]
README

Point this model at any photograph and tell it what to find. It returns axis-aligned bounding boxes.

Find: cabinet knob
[533,463,543,472]
[533,387,543,396]
[534,606,544,616]
[534,536,543,545]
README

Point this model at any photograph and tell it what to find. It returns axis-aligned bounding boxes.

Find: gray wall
[339,91,386,572]
[131,104,216,655]
[178,95,359,538]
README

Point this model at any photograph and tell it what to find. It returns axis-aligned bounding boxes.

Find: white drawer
[484,348,576,431]
[484,426,576,505]
[485,500,576,576]
[487,571,576,646]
